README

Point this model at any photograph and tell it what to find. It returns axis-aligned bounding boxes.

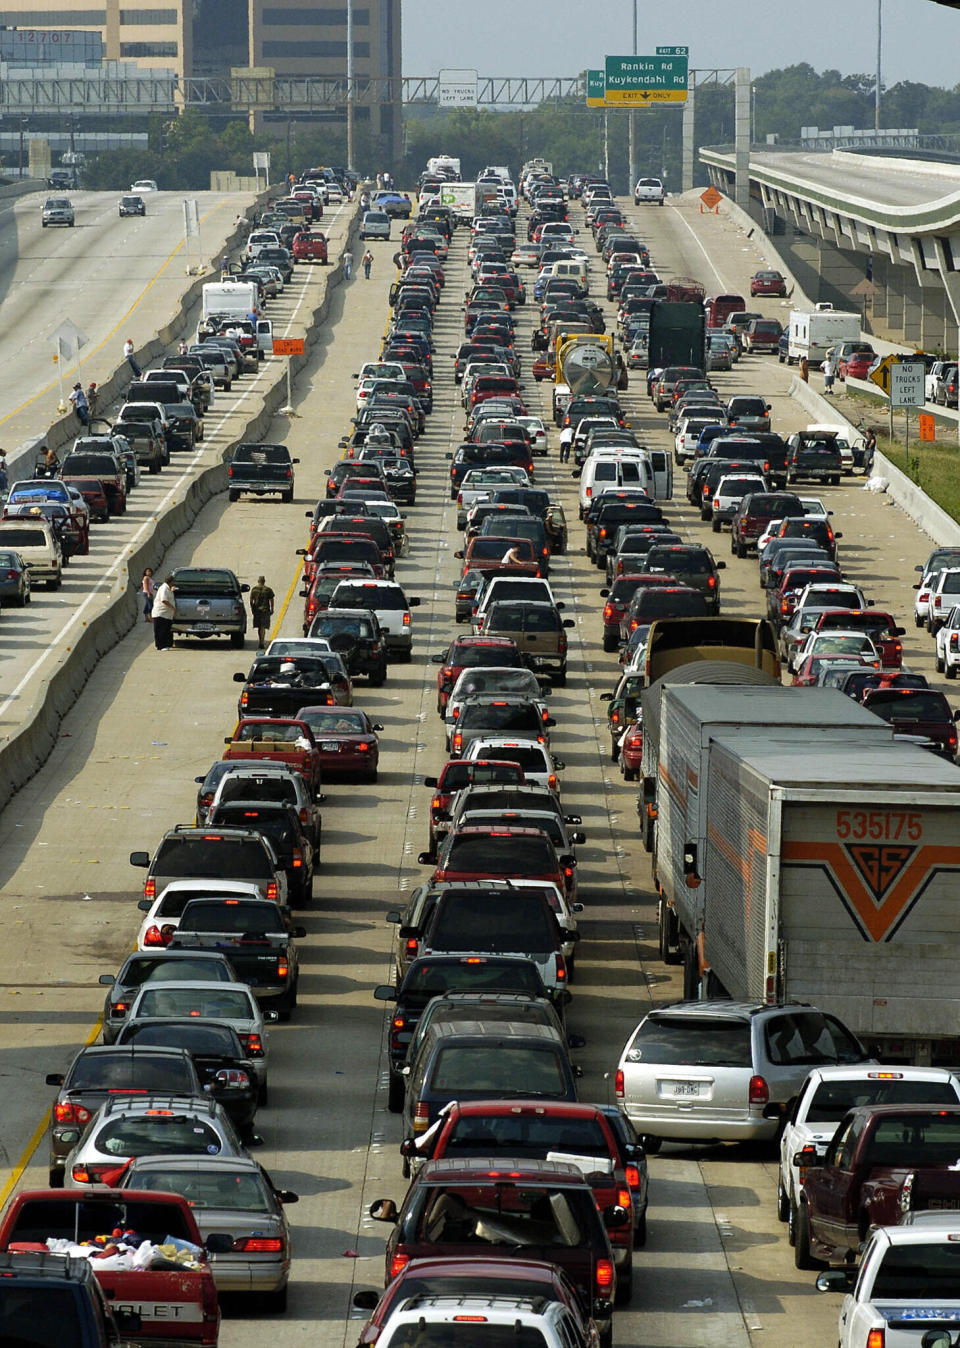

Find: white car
[328,578,420,659]
[792,629,881,671]
[634,175,665,205]
[926,567,960,635]
[675,416,719,464]
[320,182,345,204]
[795,582,869,615]
[264,636,332,658]
[246,229,281,260]
[472,575,561,634]
[130,178,158,192]
[817,1217,960,1348]
[462,735,563,794]
[936,604,960,677]
[516,416,549,456]
[711,473,768,530]
[136,879,265,950]
[777,1064,960,1232]
[370,1294,589,1348]
[456,468,529,528]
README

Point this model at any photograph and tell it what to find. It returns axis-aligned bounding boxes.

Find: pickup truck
[818,1217,960,1348]
[171,567,249,648]
[233,655,336,718]
[785,430,844,485]
[797,1104,960,1269]
[223,718,324,798]
[227,443,298,503]
[0,1188,225,1346]
[169,898,304,1019]
[0,1249,136,1347]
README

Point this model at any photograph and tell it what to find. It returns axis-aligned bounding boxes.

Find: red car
[840,350,875,380]
[749,269,787,297]
[620,724,643,780]
[291,230,328,263]
[861,686,960,760]
[296,705,381,781]
[454,536,540,579]
[791,654,876,687]
[421,759,525,857]
[813,608,905,668]
[300,562,376,633]
[352,1255,602,1347]
[431,635,524,714]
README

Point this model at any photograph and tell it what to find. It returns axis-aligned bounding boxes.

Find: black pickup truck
[234,654,338,718]
[228,441,299,503]
[785,430,844,485]
[169,898,304,1018]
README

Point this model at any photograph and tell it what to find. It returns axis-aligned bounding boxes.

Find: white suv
[375,1295,590,1348]
[936,602,960,677]
[634,176,665,205]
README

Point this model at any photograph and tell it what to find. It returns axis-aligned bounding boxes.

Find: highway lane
[748,150,960,208]
[0,200,353,747]
[0,189,258,444]
[0,184,952,1348]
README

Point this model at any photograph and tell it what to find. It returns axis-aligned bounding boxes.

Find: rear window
[864,1113,960,1167]
[868,691,951,721]
[0,527,47,547]
[177,899,282,933]
[414,1182,591,1249]
[474,744,546,772]
[628,1014,752,1067]
[445,1112,609,1157]
[334,584,405,609]
[872,1242,960,1300]
[233,444,291,464]
[94,1114,222,1157]
[0,1288,87,1348]
[445,835,555,874]
[438,762,524,790]
[457,644,522,669]
[65,1054,195,1092]
[805,1077,958,1124]
[154,837,271,880]
[121,1023,239,1055]
[404,960,544,999]
[431,1044,566,1097]
[634,590,709,619]
[133,987,253,1019]
[172,569,238,594]
[646,549,710,574]
[458,703,542,733]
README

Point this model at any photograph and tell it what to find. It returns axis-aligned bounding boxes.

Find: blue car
[374,191,412,219]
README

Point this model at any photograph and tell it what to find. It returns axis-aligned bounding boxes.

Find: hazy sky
[401,0,960,95]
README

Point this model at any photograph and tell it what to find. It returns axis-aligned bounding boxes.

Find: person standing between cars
[141,567,155,623]
[69,382,89,426]
[822,351,837,394]
[863,427,877,475]
[342,248,353,279]
[249,574,275,648]
[799,355,810,383]
[0,449,7,495]
[178,338,189,356]
[151,574,176,651]
[123,337,141,378]
[559,425,574,463]
[86,382,99,417]
[362,249,374,279]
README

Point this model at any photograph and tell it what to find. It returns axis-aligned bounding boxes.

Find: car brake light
[236,1236,284,1253]
[390,1252,411,1279]
[54,1102,93,1124]
[596,1258,615,1294]
[240,1033,264,1056]
[867,1332,884,1348]
[625,1163,641,1187]
[144,878,156,900]
[749,1074,769,1105]
[414,1100,430,1133]
[142,924,172,947]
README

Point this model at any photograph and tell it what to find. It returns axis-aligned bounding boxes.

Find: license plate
[928,1199,960,1210]
[321,741,341,751]
[667,1081,702,1097]
[192,622,215,632]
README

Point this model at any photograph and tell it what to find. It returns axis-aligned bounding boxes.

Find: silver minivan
[360,210,391,241]
[616,1000,868,1149]
[42,197,75,227]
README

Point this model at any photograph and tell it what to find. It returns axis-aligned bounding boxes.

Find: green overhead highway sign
[586,69,607,108]
[605,47,689,105]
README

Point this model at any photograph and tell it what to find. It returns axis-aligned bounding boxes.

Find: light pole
[875,0,882,131]
[346,0,355,172]
[18,114,26,180]
[627,0,637,195]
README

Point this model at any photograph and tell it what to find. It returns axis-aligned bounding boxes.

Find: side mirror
[129,851,150,868]
[369,1198,399,1223]
[292,457,300,464]
[292,926,307,938]
[815,1269,855,1294]
[305,509,313,517]
[562,619,575,628]
[716,560,726,570]
[602,1203,631,1225]
[373,984,398,1001]
[45,1072,66,1085]
[240,584,250,593]
[571,830,587,845]
[352,1290,380,1310]
[598,692,613,701]
[431,654,446,664]
[232,672,246,683]
[599,588,609,597]
[295,548,306,556]
[277,1189,299,1204]
[224,736,233,745]
[417,852,434,865]
[385,910,401,924]
[409,597,421,606]
[544,717,557,728]
[263,1010,280,1023]
[423,776,438,788]
[567,1033,586,1049]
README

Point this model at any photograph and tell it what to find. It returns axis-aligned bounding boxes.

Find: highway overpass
[701,145,960,354]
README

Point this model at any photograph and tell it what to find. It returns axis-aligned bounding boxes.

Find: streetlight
[627,0,637,195]
[875,0,882,131]
[18,114,28,180]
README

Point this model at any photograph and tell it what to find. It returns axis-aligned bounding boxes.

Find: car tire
[610,741,619,763]
[614,1254,633,1304]
[682,942,700,1000]
[711,518,721,533]
[370,665,387,687]
[602,632,618,653]
[261,1284,288,1313]
[282,490,293,503]
[622,762,636,781]
[794,1201,822,1269]
[554,667,566,687]
[258,1081,269,1106]
[633,1208,647,1248]
[949,664,958,680]
[937,653,945,673]
[387,1070,405,1113]
[642,1134,662,1155]
[777,1177,790,1222]
[230,631,245,649]
[48,1166,65,1188]
[228,489,240,502]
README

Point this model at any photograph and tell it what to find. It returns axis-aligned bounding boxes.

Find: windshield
[134,987,253,1019]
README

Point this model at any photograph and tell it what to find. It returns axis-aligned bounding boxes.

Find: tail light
[54,1102,92,1125]
[430,795,442,812]
[547,772,558,791]
[142,924,173,947]
[299,807,310,827]
[266,880,278,901]
[235,1236,284,1253]
[357,741,371,752]
[949,728,958,751]
[404,936,419,958]
[240,1033,264,1057]
[749,1074,769,1105]
[403,612,411,626]
[144,877,156,901]
[595,1258,615,1296]
[796,1143,818,1184]
[390,1252,411,1279]
[213,1068,250,1089]
[713,497,721,509]
[625,1163,641,1188]
[866,1331,884,1348]
[617,1186,632,1211]
[277,958,290,979]
[413,1100,430,1133]
[240,691,249,709]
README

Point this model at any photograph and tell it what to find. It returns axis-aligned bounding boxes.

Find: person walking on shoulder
[343,248,353,279]
[362,249,374,279]
[0,449,7,495]
[822,351,837,394]
[151,574,176,650]
[123,337,141,377]
[69,382,89,426]
[249,574,275,648]
[141,567,155,623]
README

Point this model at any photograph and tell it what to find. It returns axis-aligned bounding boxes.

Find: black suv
[785,431,843,485]
[643,543,725,615]
[208,800,314,905]
[129,825,284,904]
[306,607,388,684]
[0,1250,134,1346]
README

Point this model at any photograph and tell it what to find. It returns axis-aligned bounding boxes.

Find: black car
[785,431,843,485]
[207,800,315,906]
[643,544,725,615]
[374,953,552,1112]
[114,1017,259,1136]
[306,607,388,685]
[119,194,146,217]
[45,1045,205,1185]
[257,245,294,282]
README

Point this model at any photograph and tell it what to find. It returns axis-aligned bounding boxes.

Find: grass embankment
[843,388,960,522]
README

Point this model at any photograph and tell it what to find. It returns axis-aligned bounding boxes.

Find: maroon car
[421,759,525,857]
[749,269,787,297]
[296,705,382,781]
[861,686,959,759]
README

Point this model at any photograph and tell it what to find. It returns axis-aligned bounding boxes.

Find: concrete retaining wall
[0,201,361,814]
[788,374,960,546]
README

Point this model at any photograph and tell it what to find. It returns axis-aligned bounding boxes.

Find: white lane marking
[0,207,350,726]
[668,204,728,291]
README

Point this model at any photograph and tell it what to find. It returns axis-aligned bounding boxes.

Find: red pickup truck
[796,1104,960,1269]
[223,717,324,798]
[0,1188,224,1345]
[292,230,328,264]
